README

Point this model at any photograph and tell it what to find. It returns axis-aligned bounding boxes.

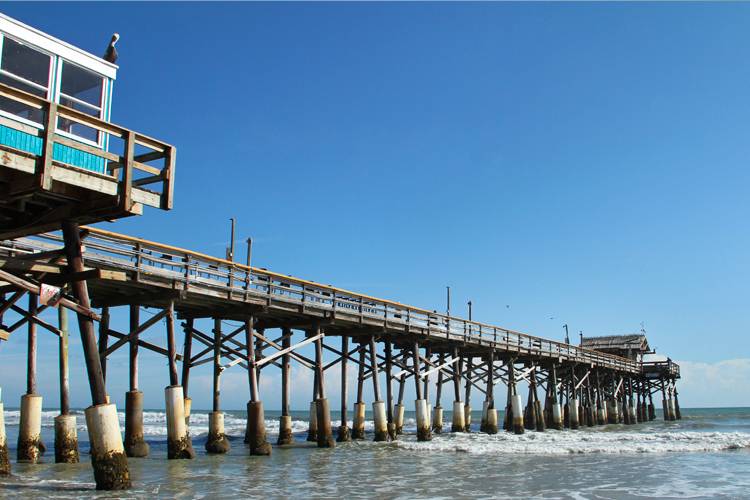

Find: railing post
[38,101,56,190]
[120,130,135,212]
[162,146,176,210]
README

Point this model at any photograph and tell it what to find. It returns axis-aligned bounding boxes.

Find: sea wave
[392,429,750,455]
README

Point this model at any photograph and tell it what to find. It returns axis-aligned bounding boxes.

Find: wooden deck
[0,83,175,240]
[0,226,657,375]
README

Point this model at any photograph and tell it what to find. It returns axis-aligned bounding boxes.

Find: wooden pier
[0,225,683,489]
[0,14,682,491]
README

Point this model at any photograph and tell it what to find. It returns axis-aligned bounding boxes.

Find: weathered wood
[369,336,381,401]
[413,341,422,400]
[340,335,349,423]
[213,318,221,412]
[26,294,37,394]
[281,328,291,416]
[58,306,70,415]
[104,308,168,357]
[99,306,110,382]
[245,317,259,402]
[385,340,394,427]
[166,301,178,386]
[315,326,326,399]
[61,220,106,405]
[129,306,139,391]
[181,318,193,396]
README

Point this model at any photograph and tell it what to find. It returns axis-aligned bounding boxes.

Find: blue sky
[1,2,749,409]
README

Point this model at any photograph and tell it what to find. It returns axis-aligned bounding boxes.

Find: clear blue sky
[1,2,749,409]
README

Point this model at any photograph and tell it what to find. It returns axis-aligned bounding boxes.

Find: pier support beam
[432,353,444,434]
[278,328,293,445]
[413,341,431,441]
[352,345,366,440]
[507,359,524,434]
[451,349,465,432]
[337,335,351,442]
[18,295,45,463]
[165,385,194,459]
[62,220,130,489]
[124,306,148,458]
[483,351,498,434]
[384,340,396,440]
[548,364,563,430]
[531,368,545,432]
[395,375,406,435]
[245,317,271,455]
[0,391,7,475]
[464,357,473,432]
[55,306,79,463]
[315,328,335,448]
[370,336,388,442]
[673,386,682,420]
[206,318,230,454]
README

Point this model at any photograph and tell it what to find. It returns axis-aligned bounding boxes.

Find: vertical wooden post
[55,305,79,463]
[351,344,366,440]
[337,335,351,442]
[27,294,37,395]
[432,352,445,433]
[125,306,149,458]
[206,318,230,454]
[370,336,381,401]
[245,316,270,454]
[166,302,178,387]
[181,318,193,397]
[413,340,431,440]
[61,220,130,489]
[464,356,473,431]
[315,327,335,448]
[59,307,70,415]
[212,318,221,412]
[384,340,394,439]
[98,306,109,383]
[278,327,293,445]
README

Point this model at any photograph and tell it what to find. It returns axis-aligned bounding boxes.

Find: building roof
[580,334,650,352]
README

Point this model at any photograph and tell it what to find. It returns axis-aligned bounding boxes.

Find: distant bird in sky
[505,305,510,309]
[103,33,119,63]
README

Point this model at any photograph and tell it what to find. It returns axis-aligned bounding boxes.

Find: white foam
[393,429,750,455]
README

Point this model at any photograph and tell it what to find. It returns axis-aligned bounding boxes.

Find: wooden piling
[124,306,149,458]
[451,348,465,432]
[463,356,473,432]
[18,293,45,463]
[55,306,78,463]
[278,327,293,445]
[384,340,395,440]
[432,353,444,434]
[370,336,388,442]
[484,350,498,434]
[336,335,351,442]
[245,317,271,455]
[206,318,230,454]
[413,340,431,441]
[352,345,366,440]
[315,329,335,448]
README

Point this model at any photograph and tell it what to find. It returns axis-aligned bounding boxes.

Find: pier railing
[642,360,680,378]
[3,227,641,374]
[0,82,175,213]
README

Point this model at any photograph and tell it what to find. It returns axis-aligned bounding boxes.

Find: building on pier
[580,333,651,361]
[0,13,175,240]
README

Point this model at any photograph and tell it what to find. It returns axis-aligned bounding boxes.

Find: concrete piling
[373,400,388,441]
[674,389,682,420]
[278,327,293,445]
[395,403,405,435]
[316,398,335,448]
[307,400,318,441]
[278,415,293,446]
[246,402,271,454]
[511,394,525,434]
[337,336,352,443]
[567,398,579,430]
[17,393,44,462]
[165,385,195,459]
[352,402,366,440]
[432,405,444,433]
[452,400,465,432]
[206,411,230,454]
[0,398,9,475]
[54,414,79,463]
[415,399,431,441]
[535,399,546,432]
[124,391,149,457]
[85,403,131,490]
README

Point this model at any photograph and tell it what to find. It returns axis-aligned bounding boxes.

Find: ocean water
[1,407,749,498]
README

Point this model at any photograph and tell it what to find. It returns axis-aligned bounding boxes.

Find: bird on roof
[103,33,120,64]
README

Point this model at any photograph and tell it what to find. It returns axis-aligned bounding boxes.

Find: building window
[0,35,52,124]
[57,61,104,144]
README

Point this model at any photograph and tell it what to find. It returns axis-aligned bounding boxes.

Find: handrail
[0,82,175,211]
[2,228,647,374]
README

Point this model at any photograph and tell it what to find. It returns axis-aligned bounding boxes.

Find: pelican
[103,33,119,63]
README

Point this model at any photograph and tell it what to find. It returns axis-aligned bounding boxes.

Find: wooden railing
[0,82,175,211]
[642,360,681,378]
[3,227,644,374]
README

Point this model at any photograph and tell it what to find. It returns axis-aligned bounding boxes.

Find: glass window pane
[1,37,51,88]
[60,62,103,109]
[56,116,99,143]
[0,74,44,123]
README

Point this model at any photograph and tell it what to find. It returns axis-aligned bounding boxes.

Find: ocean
[1,407,749,498]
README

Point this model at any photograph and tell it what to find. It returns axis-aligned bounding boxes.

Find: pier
[0,13,682,491]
